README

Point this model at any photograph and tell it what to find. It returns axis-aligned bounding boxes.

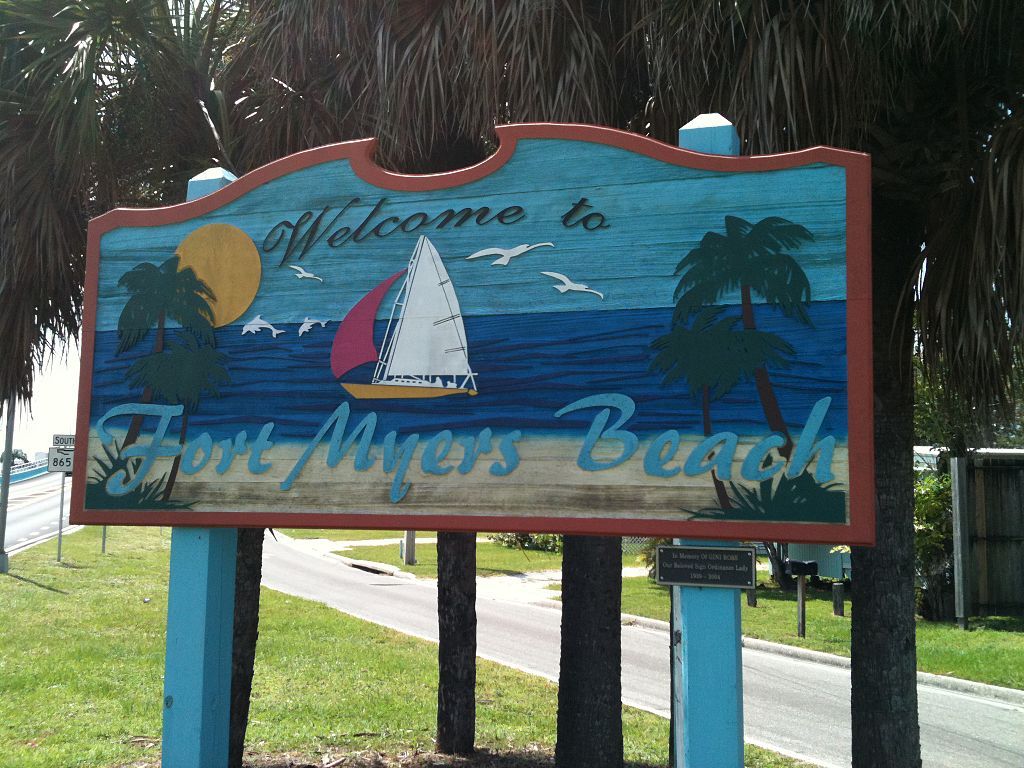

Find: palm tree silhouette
[651,306,794,510]
[127,333,230,501]
[117,255,216,446]
[673,215,813,456]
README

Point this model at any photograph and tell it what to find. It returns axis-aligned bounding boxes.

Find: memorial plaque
[656,545,757,589]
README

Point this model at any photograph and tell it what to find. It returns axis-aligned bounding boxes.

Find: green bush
[489,532,563,553]
[915,472,954,620]
[638,537,670,577]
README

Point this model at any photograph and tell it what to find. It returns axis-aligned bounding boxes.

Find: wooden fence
[952,451,1024,621]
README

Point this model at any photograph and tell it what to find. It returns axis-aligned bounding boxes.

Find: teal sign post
[671,116,745,768]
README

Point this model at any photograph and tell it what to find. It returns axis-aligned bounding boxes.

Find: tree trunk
[229,528,265,768]
[124,312,165,448]
[741,285,794,458]
[556,535,623,768]
[436,531,477,755]
[703,384,732,510]
[850,195,922,768]
[122,385,153,448]
[162,408,188,501]
[763,541,795,591]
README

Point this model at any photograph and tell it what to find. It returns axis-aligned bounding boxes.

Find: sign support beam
[671,114,745,768]
[161,167,239,768]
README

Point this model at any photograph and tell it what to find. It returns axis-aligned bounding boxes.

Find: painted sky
[94,138,849,331]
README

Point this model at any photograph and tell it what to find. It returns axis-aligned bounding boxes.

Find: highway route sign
[53,434,76,447]
[48,447,75,474]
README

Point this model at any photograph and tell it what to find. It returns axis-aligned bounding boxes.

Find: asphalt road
[262,534,1024,768]
[2,472,74,552]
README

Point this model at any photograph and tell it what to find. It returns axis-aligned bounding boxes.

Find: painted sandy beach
[86,429,850,525]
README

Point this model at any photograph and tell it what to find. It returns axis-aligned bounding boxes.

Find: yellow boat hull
[341,382,477,399]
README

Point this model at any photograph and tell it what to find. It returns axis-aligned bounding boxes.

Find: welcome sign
[71,124,873,544]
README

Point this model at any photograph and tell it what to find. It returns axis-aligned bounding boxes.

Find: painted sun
[175,223,261,327]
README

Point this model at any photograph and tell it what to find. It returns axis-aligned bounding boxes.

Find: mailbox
[785,559,819,577]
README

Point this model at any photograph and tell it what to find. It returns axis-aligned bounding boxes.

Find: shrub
[488,532,563,553]
[914,472,954,620]
[638,537,670,577]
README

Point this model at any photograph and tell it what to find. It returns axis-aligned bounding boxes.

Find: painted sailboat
[331,236,478,399]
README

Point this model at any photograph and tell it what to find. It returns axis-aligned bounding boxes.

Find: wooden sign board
[71,124,873,543]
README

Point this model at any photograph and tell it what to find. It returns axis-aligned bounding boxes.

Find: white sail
[377,236,475,387]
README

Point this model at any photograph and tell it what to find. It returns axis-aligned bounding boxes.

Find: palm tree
[0,6,256,765]
[634,7,1024,764]
[219,9,1024,765]
[672,216,813,456]
[651,306,795,510]
[0,0,246,403]
[126,333,229,500]
[1,447,27,464]
[117,255,216,446]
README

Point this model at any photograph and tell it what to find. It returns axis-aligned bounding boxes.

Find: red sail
[330,269,406,378]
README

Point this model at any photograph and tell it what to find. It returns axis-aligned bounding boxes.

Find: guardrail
[13,459,47,471]
[9,459,50,484]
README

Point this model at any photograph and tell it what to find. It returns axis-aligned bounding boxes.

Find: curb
[915,669,1024,707]
[7,525,84,556]
[621,613,851,670]
[326,552,418,580]
[620,612,1024,707]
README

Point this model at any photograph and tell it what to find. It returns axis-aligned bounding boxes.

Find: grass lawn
[0,527,806,768]
[278,528,436,541]
[342,541,643,580]
[619,576,1024,690]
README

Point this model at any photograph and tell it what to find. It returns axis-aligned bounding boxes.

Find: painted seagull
[298,317,328,336]
[466,242,554,266]
[242,314,286,337]
[288,264,324,282]
[540,271,604,299]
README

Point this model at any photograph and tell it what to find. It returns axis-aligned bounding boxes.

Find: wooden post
[951,455,970,630]
[402,529,417,565]
[670,114,745,768]
[162,168,240,767]
[797,575,807,637]
[832,582,845,617]
[746,588,758,608]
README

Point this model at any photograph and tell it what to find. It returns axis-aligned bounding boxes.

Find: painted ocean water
[89,301,848,444]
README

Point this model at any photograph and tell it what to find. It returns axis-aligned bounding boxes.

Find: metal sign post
[0,396,15,573]
[57,431,108,554]
[57,474,66,562]
[48,445,74,563]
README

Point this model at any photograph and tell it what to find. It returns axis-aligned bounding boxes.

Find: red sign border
[72,122,874,545]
